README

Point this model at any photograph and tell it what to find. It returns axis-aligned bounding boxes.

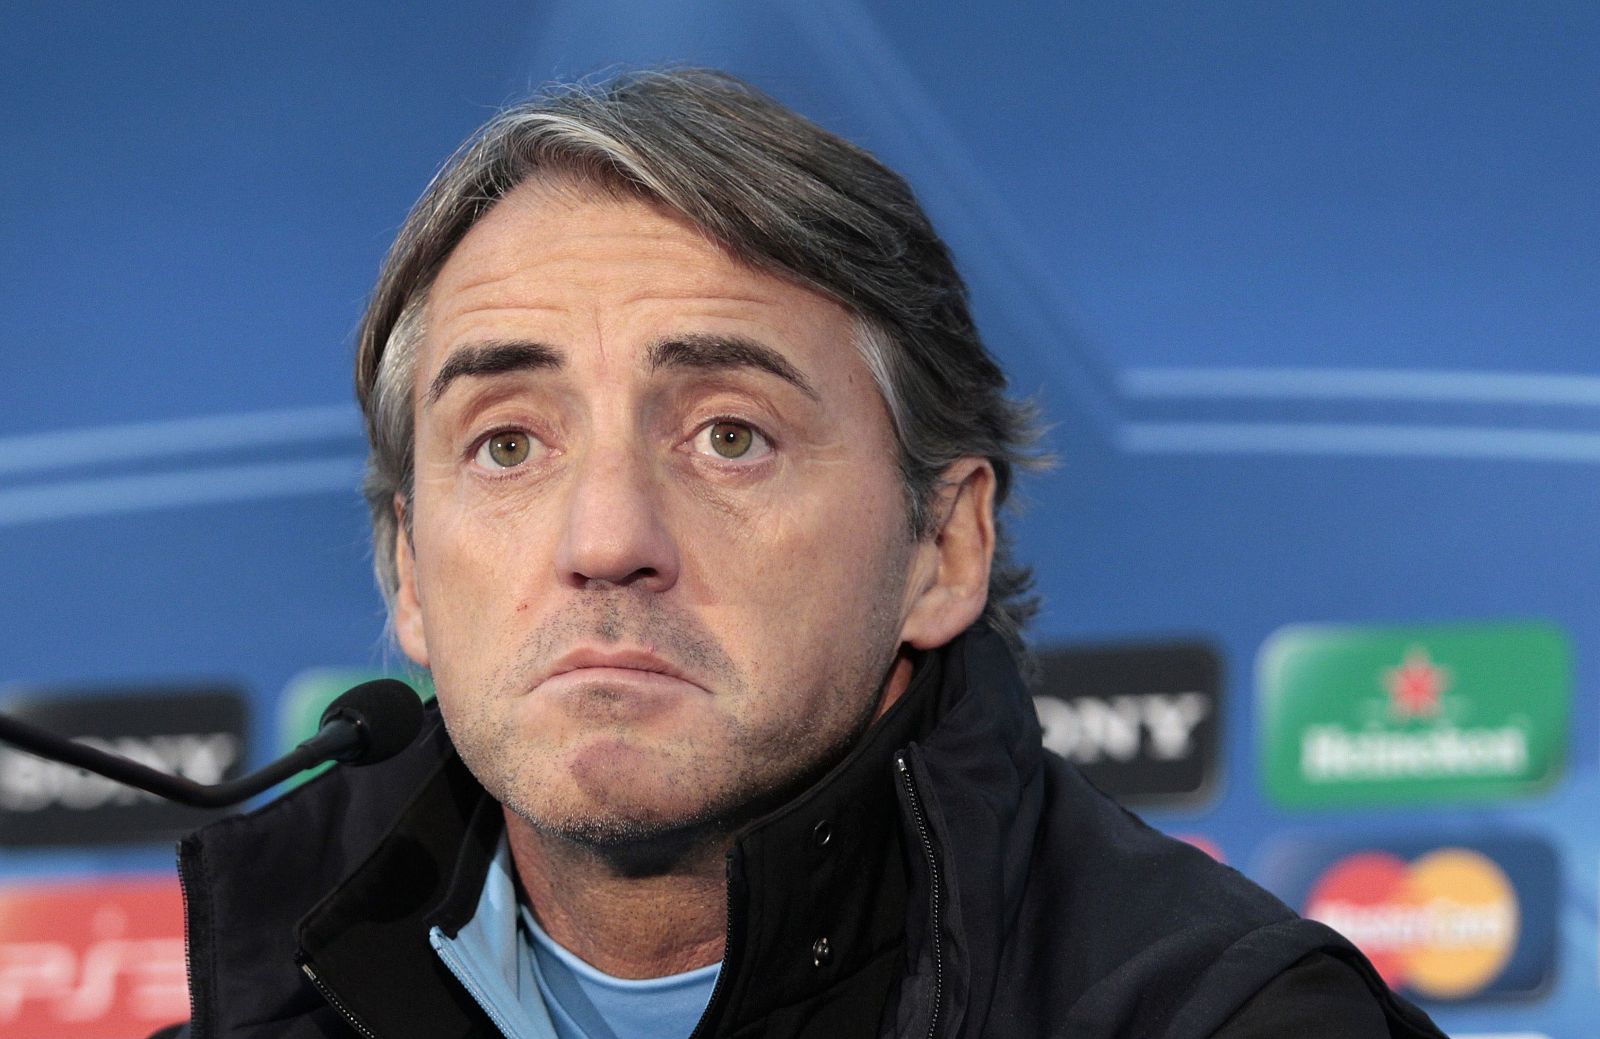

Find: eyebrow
[421,332,820,407]
[647,333,819,400]
[423,341,562,407]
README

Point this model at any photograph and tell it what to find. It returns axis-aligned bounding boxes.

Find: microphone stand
[0,712,363,809]
[0,679,423,808]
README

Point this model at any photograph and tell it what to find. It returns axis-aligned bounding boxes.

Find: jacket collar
[896,625,1045,1038]
[698,645,944,1036]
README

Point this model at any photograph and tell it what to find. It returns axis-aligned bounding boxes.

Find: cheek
[410,499,537,658]
[683,479,910,635]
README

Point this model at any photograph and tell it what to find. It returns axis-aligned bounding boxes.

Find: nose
[554,440,680,592]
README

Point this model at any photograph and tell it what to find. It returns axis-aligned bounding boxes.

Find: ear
[900,458,997,650]
[391,495,431,668]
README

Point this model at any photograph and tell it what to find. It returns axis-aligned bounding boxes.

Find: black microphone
[0,679,425,809]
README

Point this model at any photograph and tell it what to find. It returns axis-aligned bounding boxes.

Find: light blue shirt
[430,835,720,1039]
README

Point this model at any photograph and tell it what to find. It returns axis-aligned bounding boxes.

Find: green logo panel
[1259,622,1568,808]
[277,667,434,789]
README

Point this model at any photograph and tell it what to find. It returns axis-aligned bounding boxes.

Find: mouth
[537,647,707,698]
[550,647,689,680]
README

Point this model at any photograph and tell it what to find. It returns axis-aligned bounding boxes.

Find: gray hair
[356,69,1043,653]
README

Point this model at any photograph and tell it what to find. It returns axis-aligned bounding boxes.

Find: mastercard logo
[1304,847,1518,1000]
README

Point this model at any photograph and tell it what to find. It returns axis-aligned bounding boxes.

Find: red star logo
[1383,646,1449,719]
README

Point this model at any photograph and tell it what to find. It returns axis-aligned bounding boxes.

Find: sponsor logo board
[0,877,188,1038]
[277,668,432,789]
[1259,622,1567,807]
[1261,834,1557,1002]
[1031,642,1220,806]
[0,686,247,845]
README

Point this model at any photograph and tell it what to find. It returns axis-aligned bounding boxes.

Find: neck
[504,809,729,978]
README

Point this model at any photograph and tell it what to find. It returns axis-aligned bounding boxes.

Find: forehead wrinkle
[437,264,779,327]
[434,300,572,319]
[443,266,537,297]
[611,288,782,309]
[429,264,570,315]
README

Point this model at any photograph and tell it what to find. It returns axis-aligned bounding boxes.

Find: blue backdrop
[2,3,1595,1035]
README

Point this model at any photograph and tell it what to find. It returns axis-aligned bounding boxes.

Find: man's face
[393,180,939,848]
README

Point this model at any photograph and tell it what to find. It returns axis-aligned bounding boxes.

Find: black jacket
[162,627,1445,1038]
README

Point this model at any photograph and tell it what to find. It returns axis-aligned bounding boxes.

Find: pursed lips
[537,647,707,696]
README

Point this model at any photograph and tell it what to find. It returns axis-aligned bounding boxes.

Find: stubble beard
[439,585,904,877]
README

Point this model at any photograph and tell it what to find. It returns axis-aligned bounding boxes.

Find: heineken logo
[1385,647,1448,719]
[1260,623,1567,808]
[1300,724,1528,784]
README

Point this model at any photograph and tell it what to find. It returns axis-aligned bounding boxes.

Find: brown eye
[478,431,533,468]
[708,422,754,459]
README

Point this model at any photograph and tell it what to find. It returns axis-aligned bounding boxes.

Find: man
[164,70,1445,1038]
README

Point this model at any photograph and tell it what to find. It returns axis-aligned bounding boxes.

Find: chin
[511,791,737,876]
[503,750,823,874]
